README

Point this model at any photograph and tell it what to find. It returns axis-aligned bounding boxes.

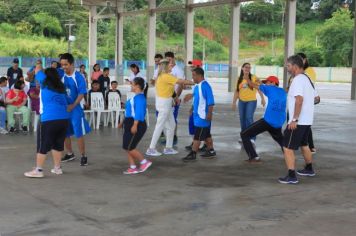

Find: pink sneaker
[123,168,140,175]
[139,161,152,173]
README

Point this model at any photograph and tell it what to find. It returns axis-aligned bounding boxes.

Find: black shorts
[194,126,211,141]
[37,119,69,154]
[283,125,311,150]
[123,118,147,151]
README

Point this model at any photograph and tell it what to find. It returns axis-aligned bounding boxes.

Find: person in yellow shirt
[232,63,265,143]
[146,59,194,157]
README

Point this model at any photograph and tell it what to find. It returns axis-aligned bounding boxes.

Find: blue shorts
[66,107,91,138]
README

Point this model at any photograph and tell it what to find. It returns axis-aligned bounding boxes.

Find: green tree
[29,12,63,37]
[318,9,354,66]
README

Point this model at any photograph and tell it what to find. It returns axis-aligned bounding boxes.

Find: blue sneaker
[278,175,299,184]
[297,168,316,177]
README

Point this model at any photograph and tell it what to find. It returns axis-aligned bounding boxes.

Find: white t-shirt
[287,73,315,125]
[171,64,185,93]
[129,71,147,83]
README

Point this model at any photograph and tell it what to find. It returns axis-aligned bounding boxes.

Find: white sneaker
[24,168,44,178]
[163,148,178,155]
[0,127,8,134]
[145,148,162,156]
[51,168,63,175]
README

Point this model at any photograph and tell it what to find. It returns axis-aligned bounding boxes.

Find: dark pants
[240,118,283,159]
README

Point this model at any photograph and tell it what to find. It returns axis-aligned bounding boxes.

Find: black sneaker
[185,143,193,151]
[199,144,208,153]
[200,149,217,159]
[80,156,88,166]
[296,168,316,177]
[182,152,197,162]
[278,175,299,184]
[61,153,76,162]
[9,127,16,133]
[22,126,28,133]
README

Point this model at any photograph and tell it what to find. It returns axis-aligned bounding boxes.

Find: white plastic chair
[91,92,111,129]
[27,98,40,132]
[107,93,125,128]
[84,110,95,128]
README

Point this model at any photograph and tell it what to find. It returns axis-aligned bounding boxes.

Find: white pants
[149,97,176,149]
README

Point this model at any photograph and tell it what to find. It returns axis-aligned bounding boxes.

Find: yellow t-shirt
[305,67,316,83]
[156,73,178,98]
[236,75,258,102]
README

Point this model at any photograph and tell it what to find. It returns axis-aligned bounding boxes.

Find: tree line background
[0,0,355,67]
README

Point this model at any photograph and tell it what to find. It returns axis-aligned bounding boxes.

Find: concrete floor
[1,83,356,236]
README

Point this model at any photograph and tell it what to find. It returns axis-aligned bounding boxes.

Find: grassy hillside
[0,20,324,64]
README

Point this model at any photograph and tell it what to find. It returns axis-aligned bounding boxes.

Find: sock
[140,159,147,165]
[54,165,61,170]
[288,169,296,178]
[305,163,313,170]
[67,152,73,156]
[130,165,137,169]
[36,167,43,172]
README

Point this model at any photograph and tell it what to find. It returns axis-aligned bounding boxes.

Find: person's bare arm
[206,105,214,121]
[232,90,239,110]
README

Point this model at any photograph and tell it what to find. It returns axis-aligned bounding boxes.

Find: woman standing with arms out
[119,77,152,174]
[24,66,70,178]
[91,63,102,82]
[146,59,194,156]
[232,63,265,143]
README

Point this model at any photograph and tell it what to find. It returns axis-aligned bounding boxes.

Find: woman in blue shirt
[24,66,70,178]
[119,77,152,175]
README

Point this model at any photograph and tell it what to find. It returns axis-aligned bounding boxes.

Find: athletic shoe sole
[24,173,44,178]
[61,157,76,162]
[51,169,63,175]
[278,179,299,184]
[296,171,316,177]
[123,170,139,175]
[145,152,162,157]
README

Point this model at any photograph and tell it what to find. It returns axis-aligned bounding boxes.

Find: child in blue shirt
[119,77,152,175]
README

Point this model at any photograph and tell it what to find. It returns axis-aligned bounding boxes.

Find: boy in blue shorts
[60,53,91,166]
[183,68,216,162]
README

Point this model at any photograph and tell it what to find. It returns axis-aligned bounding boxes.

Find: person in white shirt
[151,53,163,86]
[279,55,316,185]
[165,51,185,145]
[129,63,148,97]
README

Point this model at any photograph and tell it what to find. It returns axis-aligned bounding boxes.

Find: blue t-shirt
[57,68,65,79]
[259,84,286,128]
[193,80,215,128]
[35,71,70,122]
[125,93,146,122]
[62,71,87,111]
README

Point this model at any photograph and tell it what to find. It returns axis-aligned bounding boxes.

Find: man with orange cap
[240,75,286,163]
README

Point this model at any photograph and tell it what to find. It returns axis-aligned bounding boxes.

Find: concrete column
[115,2,124,84]
[351,1,356,100]
[228,1,240,92]
[147,0,156,81]
[88,6,97,77]
[185,0,194,79]
[283,0,296,89]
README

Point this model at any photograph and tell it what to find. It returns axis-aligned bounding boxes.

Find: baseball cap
[13,58,19,63]
[188,59,203,68]
[262,76,279,86]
